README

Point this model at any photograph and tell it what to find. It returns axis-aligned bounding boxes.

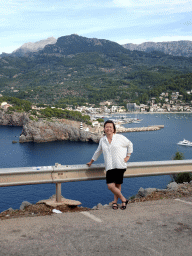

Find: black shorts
[106,168,126,184]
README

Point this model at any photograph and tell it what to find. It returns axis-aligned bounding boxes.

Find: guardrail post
[56,182,62,202]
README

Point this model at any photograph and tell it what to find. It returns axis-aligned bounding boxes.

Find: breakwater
[116,125,164,133]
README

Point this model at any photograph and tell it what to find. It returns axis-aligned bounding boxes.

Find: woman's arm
[122,136,133,154]
[121,135,133,162]
[86,138,103,167]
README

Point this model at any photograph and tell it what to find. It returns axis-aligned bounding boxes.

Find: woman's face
[104,123,114,136]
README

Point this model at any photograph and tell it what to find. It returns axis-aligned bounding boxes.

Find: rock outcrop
[0,110,28,126]
[19,119,102,143]
[134,182,192,201]
[12,37,57,57]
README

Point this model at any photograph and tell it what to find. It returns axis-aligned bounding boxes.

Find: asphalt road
[1,197,192,256]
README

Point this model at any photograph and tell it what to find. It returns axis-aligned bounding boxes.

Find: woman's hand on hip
[124,156,130,162]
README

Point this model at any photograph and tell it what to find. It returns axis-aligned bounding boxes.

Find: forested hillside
[1,34,192,107]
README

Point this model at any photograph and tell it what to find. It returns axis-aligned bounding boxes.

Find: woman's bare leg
[113,184,121,203]
[107,183,126,203]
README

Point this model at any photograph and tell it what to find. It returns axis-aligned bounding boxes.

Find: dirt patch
[0,203,90,220]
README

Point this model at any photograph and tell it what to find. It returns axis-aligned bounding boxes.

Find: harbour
[91,114,164,134]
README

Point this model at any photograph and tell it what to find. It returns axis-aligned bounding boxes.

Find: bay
[0,113,192,212]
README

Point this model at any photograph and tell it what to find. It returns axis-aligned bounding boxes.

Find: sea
[0,112,192,212]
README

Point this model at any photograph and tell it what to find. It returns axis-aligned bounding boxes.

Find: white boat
[132,120,140,123]
[177,139,192,146]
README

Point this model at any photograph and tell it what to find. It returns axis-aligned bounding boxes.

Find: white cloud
[113,0,190,8]
[0,0,50,15]
[112,0,192,19]
[0,0,113,17]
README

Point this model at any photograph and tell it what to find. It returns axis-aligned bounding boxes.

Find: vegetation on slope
[1,35,192,106]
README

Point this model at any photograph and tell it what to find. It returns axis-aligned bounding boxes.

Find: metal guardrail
[0,160,192,202]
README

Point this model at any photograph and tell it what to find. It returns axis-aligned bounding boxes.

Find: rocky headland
[19,119,102,143]
[0,110,102,143]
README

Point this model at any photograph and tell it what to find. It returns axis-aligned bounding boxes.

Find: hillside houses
[71,91,192,115]
[147,91,192,112]
[31,91,192,114]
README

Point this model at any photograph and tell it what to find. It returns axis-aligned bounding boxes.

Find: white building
[1,102,12,110]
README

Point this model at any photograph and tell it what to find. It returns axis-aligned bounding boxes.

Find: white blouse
[92,133,133,171]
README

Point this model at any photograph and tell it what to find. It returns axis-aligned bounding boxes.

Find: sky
[1,0,192,54]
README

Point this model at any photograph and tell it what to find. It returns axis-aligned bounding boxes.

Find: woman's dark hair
[104,120,116,133]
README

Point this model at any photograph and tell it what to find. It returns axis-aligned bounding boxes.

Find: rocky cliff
[0,111,28,126]
[19,119,102,143]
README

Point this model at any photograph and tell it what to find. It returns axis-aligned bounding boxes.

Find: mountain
[9,34,127,57]
[42,34,128,55]
[122,41,192,57]
[12,37,57,57]
[0,34,192,106]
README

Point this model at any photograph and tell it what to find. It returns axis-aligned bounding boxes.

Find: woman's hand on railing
[86,159,94,167]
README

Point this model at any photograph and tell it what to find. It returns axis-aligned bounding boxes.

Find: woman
[87,120,133,210]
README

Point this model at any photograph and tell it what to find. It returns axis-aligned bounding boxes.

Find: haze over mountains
[123,41,192,58]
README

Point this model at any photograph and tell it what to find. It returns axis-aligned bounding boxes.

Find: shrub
[171,151,192,183]
[173,151,184,160]
[86,121,92,125]
[173,173,192,183]
[30,110,37,115]
[29,116,35,120]
[8,106,15,111]
[97,118,104,123]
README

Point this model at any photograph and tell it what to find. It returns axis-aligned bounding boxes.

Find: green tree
[173,151,184,160]
[171,152,192,183]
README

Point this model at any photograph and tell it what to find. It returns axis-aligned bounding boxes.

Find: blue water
[0,113,192,212]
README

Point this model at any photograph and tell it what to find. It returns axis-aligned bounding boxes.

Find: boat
[131,118,142,123]
[132,120,141,123]
[177,139,192,146]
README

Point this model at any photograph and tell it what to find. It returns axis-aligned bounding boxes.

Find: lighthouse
[80,122,83,130]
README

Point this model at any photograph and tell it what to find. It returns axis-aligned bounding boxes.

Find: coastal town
[1,90,192,116]
[56,91,192,115]
[76,91,192,115]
